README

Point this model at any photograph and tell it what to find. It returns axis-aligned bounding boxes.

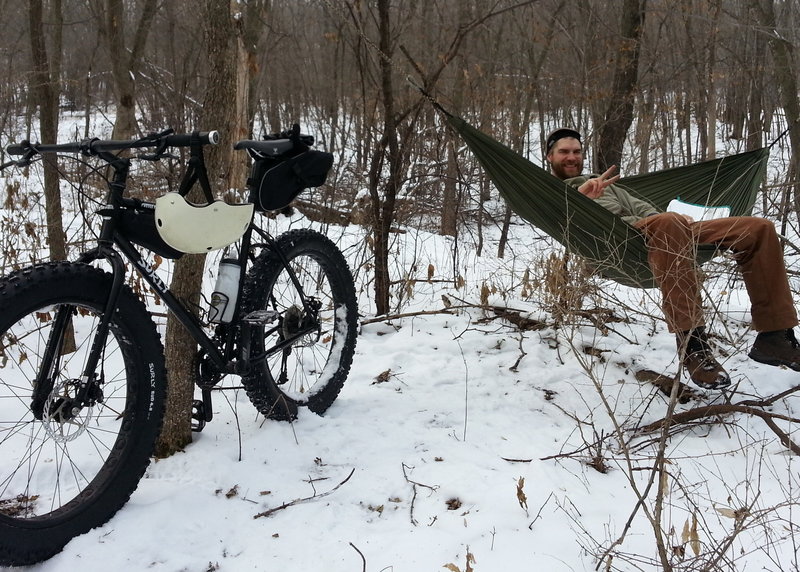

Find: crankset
[191,349,224,432]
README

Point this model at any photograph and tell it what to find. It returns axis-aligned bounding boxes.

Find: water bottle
[208,258,240,323]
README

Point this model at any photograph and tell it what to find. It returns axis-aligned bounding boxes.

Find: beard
[550,160,582,180]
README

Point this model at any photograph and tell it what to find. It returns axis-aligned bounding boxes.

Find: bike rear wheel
[0,262,166,566]
[241,229,358,419]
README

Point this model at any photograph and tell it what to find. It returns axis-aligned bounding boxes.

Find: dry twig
[253,468,355,518]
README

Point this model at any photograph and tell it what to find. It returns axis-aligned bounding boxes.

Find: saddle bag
[247,149,334,212]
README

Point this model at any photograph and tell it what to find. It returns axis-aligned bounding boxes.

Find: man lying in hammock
[545,128,800,390]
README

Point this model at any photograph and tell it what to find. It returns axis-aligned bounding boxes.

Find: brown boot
[749,329,800,371]
[677,327,731,390]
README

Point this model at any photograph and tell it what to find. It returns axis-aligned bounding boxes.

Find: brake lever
[6,148,38,169]
[138,151,179,161]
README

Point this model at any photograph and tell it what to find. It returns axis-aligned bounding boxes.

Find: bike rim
[0,301,134,523]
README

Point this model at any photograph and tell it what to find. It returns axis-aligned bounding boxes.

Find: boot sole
[690,378,731,391]
[682,367,731,391]
[749,350,800,371]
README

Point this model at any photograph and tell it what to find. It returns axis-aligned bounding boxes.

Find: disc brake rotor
[42,379,92,443]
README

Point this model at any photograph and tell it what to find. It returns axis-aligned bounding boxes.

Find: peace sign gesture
[578,165,620,199]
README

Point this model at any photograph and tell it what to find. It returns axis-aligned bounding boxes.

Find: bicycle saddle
[154,192,254,254]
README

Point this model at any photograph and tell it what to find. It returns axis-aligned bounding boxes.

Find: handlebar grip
[7,143,29,156]
[163,131,219,148]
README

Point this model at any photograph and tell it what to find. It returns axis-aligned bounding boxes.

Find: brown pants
[633,213,798,333]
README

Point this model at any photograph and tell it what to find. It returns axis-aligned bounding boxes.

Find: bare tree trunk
[29,0,66,262]
[750,0,800,235]
[368,0,399,316]
[596,0,647,172]
[156,0,248,456]
[96,0,158,139]
[705,0,721,159]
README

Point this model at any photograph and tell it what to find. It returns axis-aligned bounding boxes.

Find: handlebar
[5,129,219,161]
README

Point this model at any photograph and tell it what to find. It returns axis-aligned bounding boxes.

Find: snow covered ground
[8,204,798,572]
[3,112,800,571]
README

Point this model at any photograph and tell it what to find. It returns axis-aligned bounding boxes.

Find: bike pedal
[190,399,206,432]
[242,309,280,324]
[191,388,214,431]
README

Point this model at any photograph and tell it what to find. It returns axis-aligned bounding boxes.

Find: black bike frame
[43,151,322,401]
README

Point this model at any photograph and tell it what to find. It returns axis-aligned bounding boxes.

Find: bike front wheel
[241,229,358,420]
[0,262,167,566]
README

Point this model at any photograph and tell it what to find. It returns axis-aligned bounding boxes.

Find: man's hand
[578,165,620,199]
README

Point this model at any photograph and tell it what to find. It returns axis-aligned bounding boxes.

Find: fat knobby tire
[0,262,167,566]
[241,229,358,419]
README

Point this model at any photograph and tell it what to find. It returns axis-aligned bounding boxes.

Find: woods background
[2,0,800,448]
[3,1,799,211]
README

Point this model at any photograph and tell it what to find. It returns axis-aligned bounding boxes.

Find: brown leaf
[373,369,392,384]
[446,498,462,510]
[516,477,528,510]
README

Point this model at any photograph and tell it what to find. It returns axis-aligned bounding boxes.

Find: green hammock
[448,115,769,288]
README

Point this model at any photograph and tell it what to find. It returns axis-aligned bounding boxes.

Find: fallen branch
[638,403,800,455]
[253,468,355,518]
[360,307,459,326]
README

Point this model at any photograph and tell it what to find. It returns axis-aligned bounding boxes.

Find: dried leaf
[715,507,738,519]
[516,477,528,510]
[427,264,435,281]
[681,518,690,544]
[373,369,392,384]
[690,512,700,556]
[443,564,461,572]
[466,550,476,572]
[446,498,462,510]
[480,284,490,306]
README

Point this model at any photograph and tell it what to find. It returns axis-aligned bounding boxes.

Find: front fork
[30,249,127,420]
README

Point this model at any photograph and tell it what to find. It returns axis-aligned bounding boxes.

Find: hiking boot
[748,329,800,371]
[677,327,731,390]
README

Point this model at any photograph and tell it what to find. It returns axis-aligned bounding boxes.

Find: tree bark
[596,0,647,173]
[749,0,800,234]
[155,0,249,456]
[96,0,158,139]
[28,0,66,262]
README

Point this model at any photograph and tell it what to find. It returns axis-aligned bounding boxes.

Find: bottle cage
[153,132,254,254]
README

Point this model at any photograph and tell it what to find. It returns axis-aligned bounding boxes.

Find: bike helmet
[154,192,254,254]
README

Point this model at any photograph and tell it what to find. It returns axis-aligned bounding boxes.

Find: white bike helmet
[154,192,254,254]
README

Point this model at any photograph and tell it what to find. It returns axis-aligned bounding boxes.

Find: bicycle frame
[33,148,322,418]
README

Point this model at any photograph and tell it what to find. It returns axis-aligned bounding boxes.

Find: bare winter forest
[2,0,800,450]
[3,1,800,226]
[5,3,800,570]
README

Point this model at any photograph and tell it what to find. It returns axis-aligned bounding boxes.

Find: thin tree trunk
[750,0,800,234]
[101,0,158,140]
[367,0,399,316]
[596,0,647,172]
[29,0,66,262]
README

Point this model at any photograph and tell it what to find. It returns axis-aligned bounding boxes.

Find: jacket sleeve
[596,186,660,225]
[564,176,659,224]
